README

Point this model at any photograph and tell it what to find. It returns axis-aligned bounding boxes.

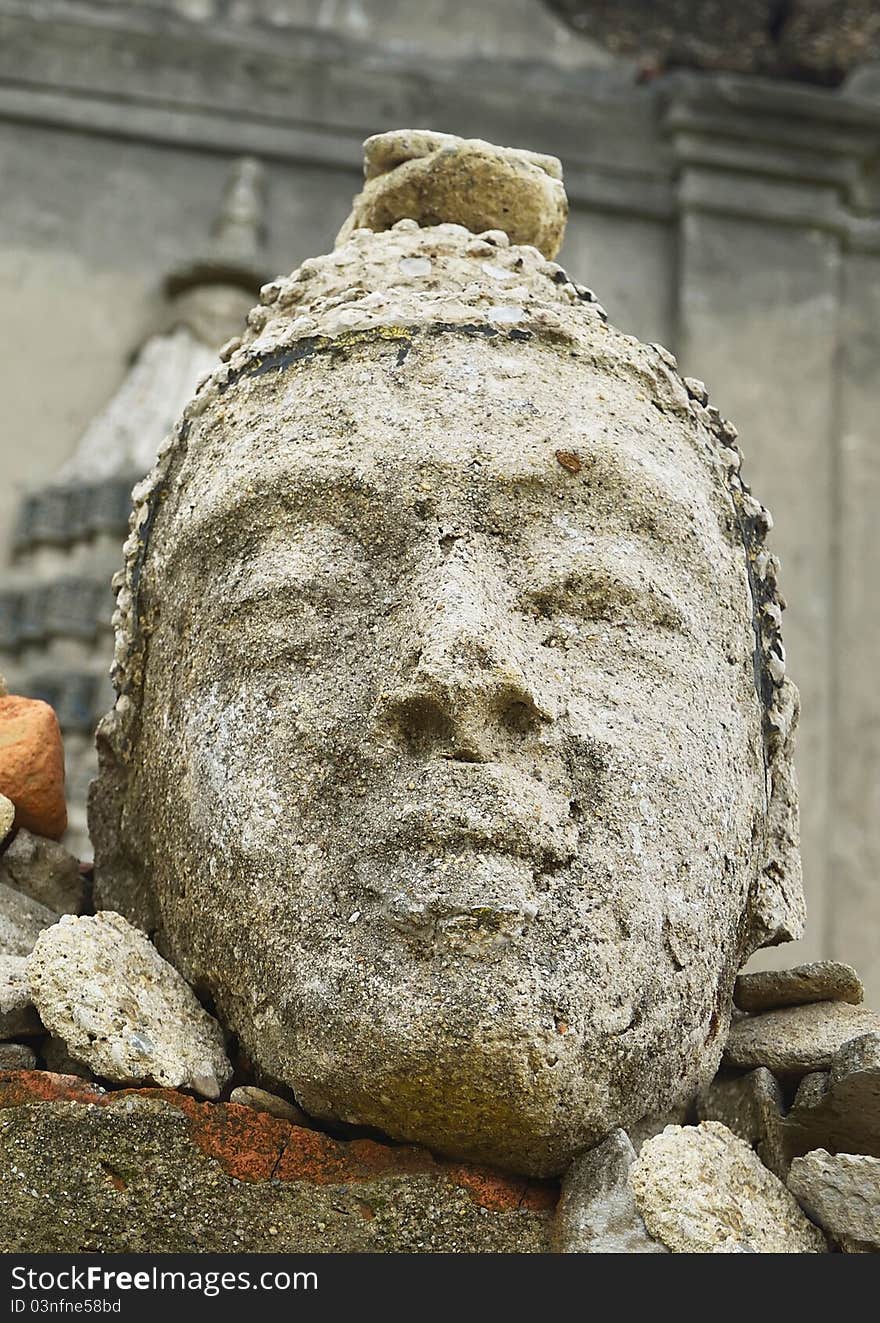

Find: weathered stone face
[92,137,802,1177]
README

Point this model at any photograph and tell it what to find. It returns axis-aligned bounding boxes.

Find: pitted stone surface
[725,1001,880,1077]
[229,1086,310,1127]
[0,1076,556,1253]
[629,1121,827,1254]
[0,829,86,916]
[0,881,59,957]
[553,1129,666,1252]
[782,1032,880,1160]
[91,132,802,1178]
[734,961,863,1013]
[41,1036,92,1079]
[696,1067,788,1179]
[336,130,567,258]
[0,1043,35,1070]
[26,913,231,1097]
[788,1149,880,1251]
[0,957,40,1039]
[0,795,13,845]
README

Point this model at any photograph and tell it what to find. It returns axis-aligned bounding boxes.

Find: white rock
[629,1122,828,1253]
[26,912,231,1097]
[0,793,13,844]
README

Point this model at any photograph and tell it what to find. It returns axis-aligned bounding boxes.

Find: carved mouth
[381,762,577,866]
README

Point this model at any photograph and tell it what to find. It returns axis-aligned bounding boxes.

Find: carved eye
[523,569,637,623]
[521,568,684,633]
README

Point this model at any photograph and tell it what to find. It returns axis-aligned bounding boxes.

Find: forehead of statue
[161,386,736,585]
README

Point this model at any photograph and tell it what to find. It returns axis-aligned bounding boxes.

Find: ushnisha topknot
[336,130,568,259]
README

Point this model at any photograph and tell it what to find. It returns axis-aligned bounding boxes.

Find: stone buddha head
[91,132,805,1177]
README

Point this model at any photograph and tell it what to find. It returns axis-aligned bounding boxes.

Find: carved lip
[386,810,568,865]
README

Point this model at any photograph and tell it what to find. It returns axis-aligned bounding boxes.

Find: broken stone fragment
[734,961,863,1013]
[0,1042,36,1070]
[696,1067,788,1179]
[626,1104,690,1153]
[791,1071,830,1110]
[782,1031,880,1161]
[26,912,232,1097]
[0,956,41,1039]
[0,881,59,957]
[553,1129,667,1253]
[229,1085,310,1127]
[40,1035,92,1078]
[724,1000,880,1077]
[0,696,67,841]
[0,829,86,915]
[0,795,13,846]
[788,1150,880,1251]
[336,129,568,258]
[628,1121,827,1253]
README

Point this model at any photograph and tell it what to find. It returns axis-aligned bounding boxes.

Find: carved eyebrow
[164,472,395,577]
[486,450,730,580]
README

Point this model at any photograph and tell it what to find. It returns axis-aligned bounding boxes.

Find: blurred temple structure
[1,0,880,996]
[0,155,268,852]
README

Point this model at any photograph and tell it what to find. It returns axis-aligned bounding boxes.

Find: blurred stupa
[0,158,268,854]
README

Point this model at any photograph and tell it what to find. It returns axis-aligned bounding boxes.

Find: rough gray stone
[724,1001,880,1077]
[0,1091,556,1253]
[26,912,231,1097]
[696,1067,788,1179]
[40,1036,92,1079]
[831,1029,880,1084]
[0,956,40,1039]
[90,133,803,1178]
[0,881,59,957]
[782,1031,880,1161]
[553,1129,667,1252]
[734,961,864,1013]
[229,1086,310,1127]
[0,1042,36,1070]
[0,829,86,916]
[629,1121,827,1253]
[0,795,13,845]
[788,1149,880,1251]
[792,1071,830,1109]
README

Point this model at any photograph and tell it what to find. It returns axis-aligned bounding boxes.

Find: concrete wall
[2,1,880,993]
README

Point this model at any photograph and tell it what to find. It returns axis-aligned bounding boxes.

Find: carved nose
[377,557,552,760]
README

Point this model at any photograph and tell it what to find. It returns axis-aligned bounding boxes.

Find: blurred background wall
[1,0,879,993]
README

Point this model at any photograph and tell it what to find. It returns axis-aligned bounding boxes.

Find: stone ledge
[0,1070,557,1253]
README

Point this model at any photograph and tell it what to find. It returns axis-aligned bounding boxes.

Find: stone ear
[89,706,159,935]
[743,677,807,955]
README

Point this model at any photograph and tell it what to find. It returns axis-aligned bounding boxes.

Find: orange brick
[0,696,67,840]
